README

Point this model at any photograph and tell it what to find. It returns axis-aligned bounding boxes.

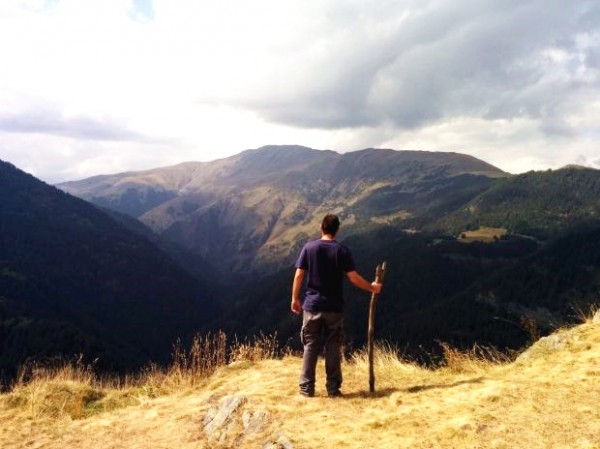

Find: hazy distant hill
[58,146,506,276]
[0,160,216,382]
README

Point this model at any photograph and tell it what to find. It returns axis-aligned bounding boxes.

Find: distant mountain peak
[236,144,337,165]
[251,144,322,153]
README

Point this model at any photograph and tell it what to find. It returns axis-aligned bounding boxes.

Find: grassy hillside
[2,314,598,449]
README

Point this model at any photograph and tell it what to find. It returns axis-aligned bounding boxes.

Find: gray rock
[516,333,569,362]
[203,394,286,447]
[204,395,247,437]
[242,410,269,434]
[538,333,568,351]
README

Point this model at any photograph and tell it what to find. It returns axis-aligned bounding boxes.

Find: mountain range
[58,145,506,277]
[60,146,600,353]
[3,145,600,382]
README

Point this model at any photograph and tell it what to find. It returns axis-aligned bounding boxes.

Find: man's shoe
[300,390,314,397]
[328,390,343,398]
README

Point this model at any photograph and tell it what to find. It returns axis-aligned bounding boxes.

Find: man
[291,214,382,397]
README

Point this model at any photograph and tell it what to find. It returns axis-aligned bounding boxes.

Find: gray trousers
[299,310,344,395]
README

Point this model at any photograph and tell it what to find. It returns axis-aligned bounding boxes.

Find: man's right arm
[346,271,382,294]
[291,268,305,315]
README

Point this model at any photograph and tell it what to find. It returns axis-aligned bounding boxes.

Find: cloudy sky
[1,0,599,182]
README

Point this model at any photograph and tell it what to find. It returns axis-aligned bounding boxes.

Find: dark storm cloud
[245,0,600,133]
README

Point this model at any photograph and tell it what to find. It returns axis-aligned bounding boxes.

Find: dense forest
[0,161,217,385]
[425,167,600,238]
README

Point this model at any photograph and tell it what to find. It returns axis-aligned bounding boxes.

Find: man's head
[321,214,340,237]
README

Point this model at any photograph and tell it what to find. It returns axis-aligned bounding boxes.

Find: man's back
[295,239,355,312]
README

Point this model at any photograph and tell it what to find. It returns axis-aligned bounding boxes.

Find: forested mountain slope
[424,167,600,238]
[216,223,600,360]
[0,160,216,383]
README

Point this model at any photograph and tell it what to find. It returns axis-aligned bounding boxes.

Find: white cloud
[1,0,600,182]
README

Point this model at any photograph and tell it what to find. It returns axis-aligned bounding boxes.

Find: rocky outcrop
[203,395,248,438]
[203,394,292,448]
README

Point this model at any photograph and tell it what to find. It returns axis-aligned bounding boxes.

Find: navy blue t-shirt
[295,239,356,313]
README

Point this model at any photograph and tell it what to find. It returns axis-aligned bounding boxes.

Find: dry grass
[0,332,282,422]
[2,321,600,449]
[229,332,283,363]
[438,342,512,374]
[6,357,100,420]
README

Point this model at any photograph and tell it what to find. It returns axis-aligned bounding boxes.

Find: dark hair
[321,214,340,236]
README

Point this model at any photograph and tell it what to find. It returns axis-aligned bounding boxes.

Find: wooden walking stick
[368,261,387,394]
